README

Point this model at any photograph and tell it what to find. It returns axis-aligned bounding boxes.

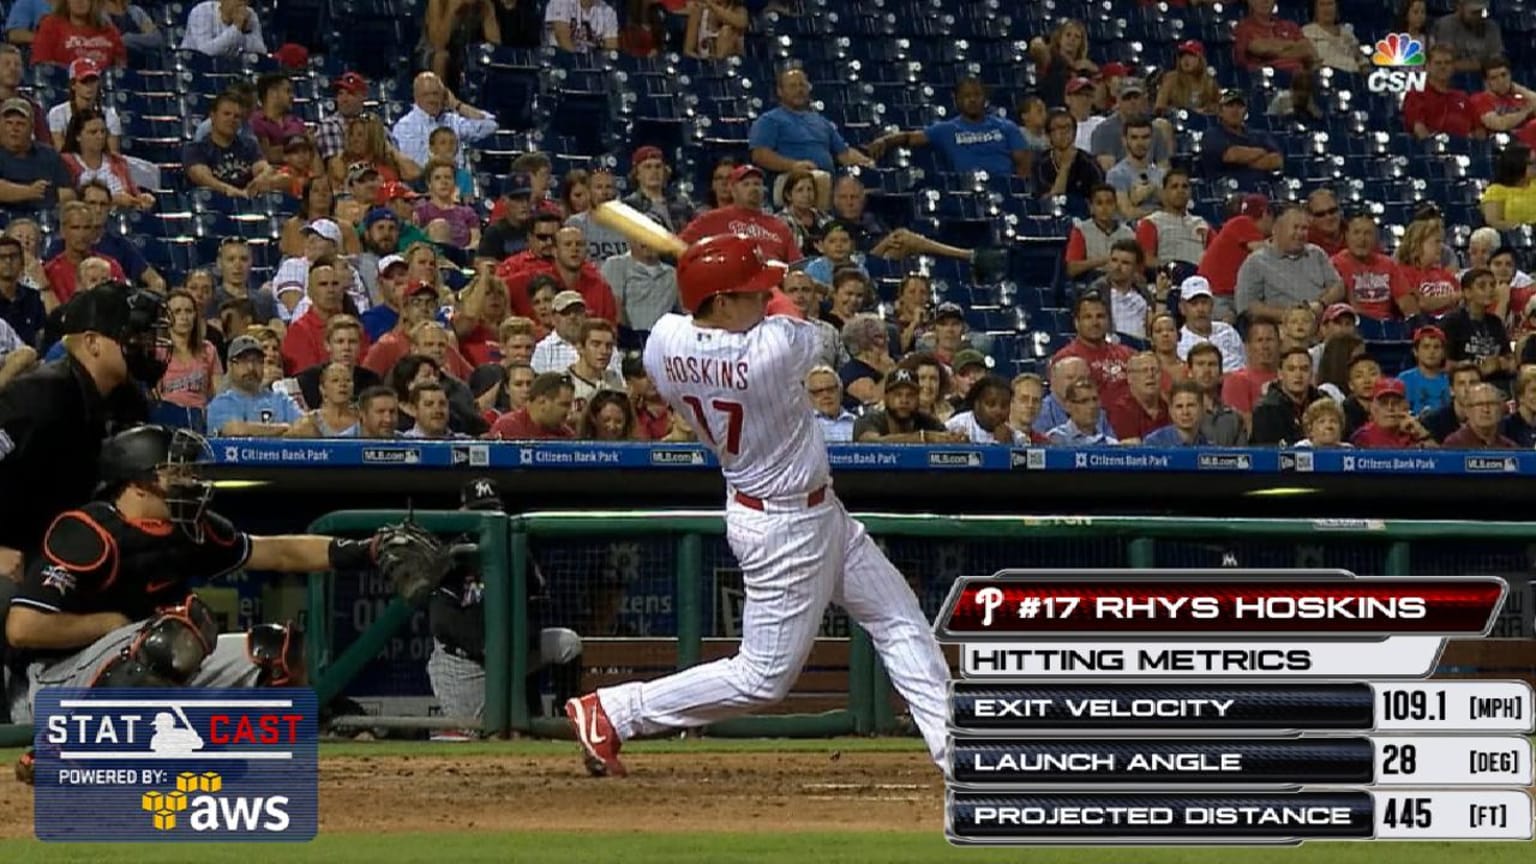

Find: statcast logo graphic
[1368,33,1427,94]
[139,770,290,833]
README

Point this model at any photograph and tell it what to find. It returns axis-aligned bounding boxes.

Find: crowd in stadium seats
[7,0,1536,449]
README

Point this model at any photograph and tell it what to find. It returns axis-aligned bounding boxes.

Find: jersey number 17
[682,396,744,456]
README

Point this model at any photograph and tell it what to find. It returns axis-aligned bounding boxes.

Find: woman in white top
[288,361,361,437]
[47,58,123,153]
[1302,0,1367,74]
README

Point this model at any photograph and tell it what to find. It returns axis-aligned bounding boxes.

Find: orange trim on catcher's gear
[42,509,119,590]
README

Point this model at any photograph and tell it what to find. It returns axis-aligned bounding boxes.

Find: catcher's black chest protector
[15,503,251,630]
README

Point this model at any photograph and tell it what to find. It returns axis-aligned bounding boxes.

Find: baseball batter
[565,234,951,777]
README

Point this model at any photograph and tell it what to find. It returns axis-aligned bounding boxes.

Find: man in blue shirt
[1033,355,1113,438]
[1046,378,1119,445]
[1142,381,1211,446]
[748,68,873,207]
[865,77,1029,178]
[1199,89,1284,191]
[206,336,303,436]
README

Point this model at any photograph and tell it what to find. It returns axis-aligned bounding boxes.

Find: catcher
[6,424,455,782]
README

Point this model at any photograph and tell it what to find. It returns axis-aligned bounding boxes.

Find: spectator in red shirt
[679,164,799,263]
[1404,44,1483,139]
[43,200,121,302]
[1233,0,1317,73]
[31,0,126,68]
[495,212,560,285]
[1196,194,1273,322]
[1304,189,1344,255]
[281,258,368,374]
[501,224,618,324]
[1050,291,1136,406]
[1470,56,1536,149]
[1220,315,1280,432]
[450,270,508,368]
[1443,382,1518,448]
[487,371,576,439]
[1350,377,1435,448]
[1332,213,1412,320]
[1394,217,1459,316]
[1105,351,1168,443]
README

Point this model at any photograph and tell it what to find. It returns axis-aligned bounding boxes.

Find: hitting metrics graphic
[1369,33,1428,93]
[33,689,318,842]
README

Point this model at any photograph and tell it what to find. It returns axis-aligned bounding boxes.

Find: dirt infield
[0,749,945,838]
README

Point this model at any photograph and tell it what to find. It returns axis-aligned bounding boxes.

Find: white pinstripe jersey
[645,312,829,499]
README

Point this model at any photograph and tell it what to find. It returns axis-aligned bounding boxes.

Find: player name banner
[946,789,1535,844]
[33,689,318,842]
[937,571,1507,638]
[949,681,1536,733]
[946,736,1533,787]
[960,636,1448,678]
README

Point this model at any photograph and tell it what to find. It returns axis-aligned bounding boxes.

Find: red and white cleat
[565,693,626,778]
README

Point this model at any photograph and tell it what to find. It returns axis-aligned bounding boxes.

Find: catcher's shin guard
[247,623,305,686]
[92,596,218,687]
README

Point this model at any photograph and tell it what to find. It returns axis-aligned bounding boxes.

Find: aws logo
[140,771,290,832]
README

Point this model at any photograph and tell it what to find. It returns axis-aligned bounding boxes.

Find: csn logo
[1367,33,1427,94]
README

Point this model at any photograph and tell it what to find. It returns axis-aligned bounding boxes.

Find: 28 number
[1381,744,1418,775]
[682,396,745,456]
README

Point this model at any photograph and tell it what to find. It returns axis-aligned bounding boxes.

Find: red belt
[733,484,828,511]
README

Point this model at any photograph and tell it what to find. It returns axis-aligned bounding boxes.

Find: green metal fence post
[1385,541,1412,576]
[1127,536,1156,569]
[508,525,531,733]
[849,626,874,735]
[676,532,703,670]
[480,515,512,737]
[305,567,330,682]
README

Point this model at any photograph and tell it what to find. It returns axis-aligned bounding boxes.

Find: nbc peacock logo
[1368,34,1429,93]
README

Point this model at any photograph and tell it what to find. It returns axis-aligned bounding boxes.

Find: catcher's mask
[122,286,174,385]
[97,425,215,541]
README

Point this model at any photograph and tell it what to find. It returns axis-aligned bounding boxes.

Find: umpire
[426,478,583,740]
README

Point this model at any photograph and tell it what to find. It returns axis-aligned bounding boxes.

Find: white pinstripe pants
[596,490,950,766]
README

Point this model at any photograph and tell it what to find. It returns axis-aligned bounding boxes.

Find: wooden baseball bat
[589,200,689,258]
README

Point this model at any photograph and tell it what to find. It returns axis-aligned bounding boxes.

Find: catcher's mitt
[371,521,457,605]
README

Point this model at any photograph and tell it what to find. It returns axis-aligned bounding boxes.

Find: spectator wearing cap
[1176,276,1246,372]
[1331,213,1410,320]
[32,0,126,67]
[1302,0,1367,73]
[1303,189,1344,256]
[392,71,498,172]
[294,314,380,414]
[1250,346,1321,445]
[1155,41,1220,115]
[206,334,302,436]
[1349,378,1434,448]
[1201,89,1284,190]
[853,368,958,444]
[1142,380,1211,446]
[1090,78,1172,174]
[565,169,630,263]
[363,280,469,378]
[249,71,305,167]
[1047,378,1119,446]
[839,313,894,411]
[948,350,992,411]
[1069,184,1142,279]
[866,77,1030,178]
[359,253,410,341]
[1440,268,1516,390]
[496,212,562,288]
[1033,355,1112,438]
[1063,77,1104,151]
[180,0,265,56]
[1500,365,1536,446]
[376,187,430,248]
[1051,291,1136,406]
[1105,118,1165,220]
[272,219,367,322]
[1090,238,1152,342]
[1233,0,1316,73]
[530,290,622,375]
[42,201,122,304]
[416,159,481,250]
[600,220,678,338]
[282,258,370,375]
[1134,168,1210,276]
[1404,44,1482,139]
[273,134,321,198]
[0,236,45,346]
[1026,19,1098,109]
[1106,352,1169,443]
[1220,316,1280,431]
[805,365,856,442]
[925,301,970,367]
[314,72,372,162]
[1235,204,1345,321]
[183,91,280,200]
[487,371,576,439]
[620,146,696,233]
[1433,0,1504,73]
[476,172,537,262]
[1033,109,1102,202]
[1421,362,1483,442]
[679,164,800,263]
[748,68,874,208]
[45,58,119,153]
[1309,303,1358,375]
[1398,325,1451,415]
[0,97,71,217]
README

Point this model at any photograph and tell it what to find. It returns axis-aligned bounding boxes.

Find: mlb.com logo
[1367,33,1427,94]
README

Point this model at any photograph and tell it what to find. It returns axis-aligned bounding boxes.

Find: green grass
[0,833,1530,864]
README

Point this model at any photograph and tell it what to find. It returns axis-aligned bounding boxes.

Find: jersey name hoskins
[661,355,751,390]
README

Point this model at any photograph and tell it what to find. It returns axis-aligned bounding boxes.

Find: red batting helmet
[676,234,788,313]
